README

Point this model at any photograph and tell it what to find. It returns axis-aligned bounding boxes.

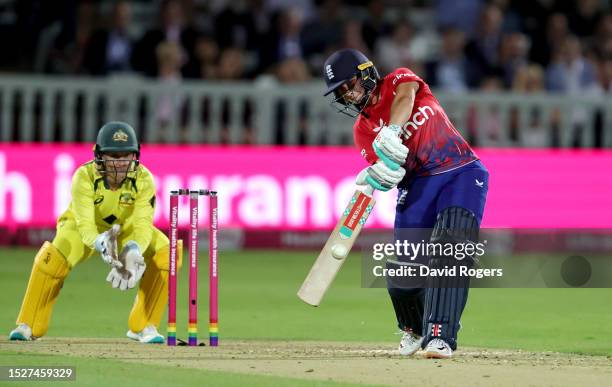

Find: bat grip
[362,185,375,196]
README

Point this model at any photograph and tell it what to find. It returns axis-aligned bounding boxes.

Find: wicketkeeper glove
[106,241,146,291]
[356,160,406,192]
[372,124,408,170]
[94,224,122,268]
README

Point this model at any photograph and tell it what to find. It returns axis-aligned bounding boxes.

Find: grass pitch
[1,248,611,386]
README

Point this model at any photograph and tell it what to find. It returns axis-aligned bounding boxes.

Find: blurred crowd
[2,0,611,95]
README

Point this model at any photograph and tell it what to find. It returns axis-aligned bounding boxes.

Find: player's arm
[389,81,420,128]
[106,174,154,291]
[130,174,156,252]
[71,167,100,248]
[370,82,417,174]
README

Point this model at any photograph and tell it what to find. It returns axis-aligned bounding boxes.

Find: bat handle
[362,185,375,196]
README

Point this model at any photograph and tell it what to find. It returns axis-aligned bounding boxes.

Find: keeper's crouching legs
[14,242,71,339]
[128,240,182,333]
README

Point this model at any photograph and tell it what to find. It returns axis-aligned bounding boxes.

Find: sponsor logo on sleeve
[392,72,415,85]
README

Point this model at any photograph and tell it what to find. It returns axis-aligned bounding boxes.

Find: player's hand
[372,124,408,170]
[356,160,406,191]
[94,224,122,268]
[105,242,145,291]
[106,267,130,291]
[119,241,146,289]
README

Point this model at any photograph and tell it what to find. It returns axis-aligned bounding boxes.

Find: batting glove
[94,224,122,268]
[372,124,408,170]
[356,160,406,192]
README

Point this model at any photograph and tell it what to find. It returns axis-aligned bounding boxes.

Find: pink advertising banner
[0,144,610,230]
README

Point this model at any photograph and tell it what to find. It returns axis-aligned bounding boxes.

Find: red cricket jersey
[354,68,478,178]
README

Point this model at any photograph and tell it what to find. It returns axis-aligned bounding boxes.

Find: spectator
[267,0,316,22]
[591,51,612,95]
[499,32,530,89]
[593,13,612,56]
[82,1,133,76]
[260,7,305,72]
[155,41,185,141]
[490,0,523,33]
[273,58,312,145]
[374,19,418,74]
[301,0,343,57]
[244,0,275,73]
[214,0,271,55]
[546,35,596,92]
[216,47,250,144]
[184,34,219,79]
[511,64,552,147]
[591,53,612,146]
[247,0,274,41]
[217,47,247,80]
[277,8,305,60]
[157,41,182,80]
[474,76,504,144]
[362,0,393,52]
[342,20,370,57]
[275,57,311,83]
[567,0,602,38]
[132,0,199,77]
[48,0,97,74]
[434,0,483,37]
[513,63,545,93]
[465,4,504,85]
[425,27,472,92]
[546,35,597,146]
[513,0,561,44]
[530,12,569,67]
[15,0,68,71]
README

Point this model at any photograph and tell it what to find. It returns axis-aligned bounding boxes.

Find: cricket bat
[297,185,375,306]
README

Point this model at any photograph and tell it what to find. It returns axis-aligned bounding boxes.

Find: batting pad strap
[431,206,479,245]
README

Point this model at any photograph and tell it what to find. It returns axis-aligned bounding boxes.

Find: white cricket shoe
[398,330,423,356]
[423,338,453,359]
[9,323,34,341]
[127,325,164,344]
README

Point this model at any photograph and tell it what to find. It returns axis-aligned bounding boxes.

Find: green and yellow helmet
[94,121,140,158]
[94,121,141,184]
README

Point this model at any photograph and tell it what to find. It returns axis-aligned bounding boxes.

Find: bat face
[297,188,376,306]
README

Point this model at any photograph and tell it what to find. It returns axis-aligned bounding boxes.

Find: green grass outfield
[1,248,611,386]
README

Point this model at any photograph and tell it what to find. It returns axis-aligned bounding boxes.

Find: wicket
[167,189,218,347]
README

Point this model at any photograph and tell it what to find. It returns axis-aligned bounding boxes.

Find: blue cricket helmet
[323,49,380,117]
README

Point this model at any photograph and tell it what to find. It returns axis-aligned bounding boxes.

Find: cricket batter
[323,49,488,358]
[8,121,181,344]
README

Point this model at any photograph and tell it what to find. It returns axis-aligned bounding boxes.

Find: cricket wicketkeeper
[323,49,489,358]
[9,121,182,344]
